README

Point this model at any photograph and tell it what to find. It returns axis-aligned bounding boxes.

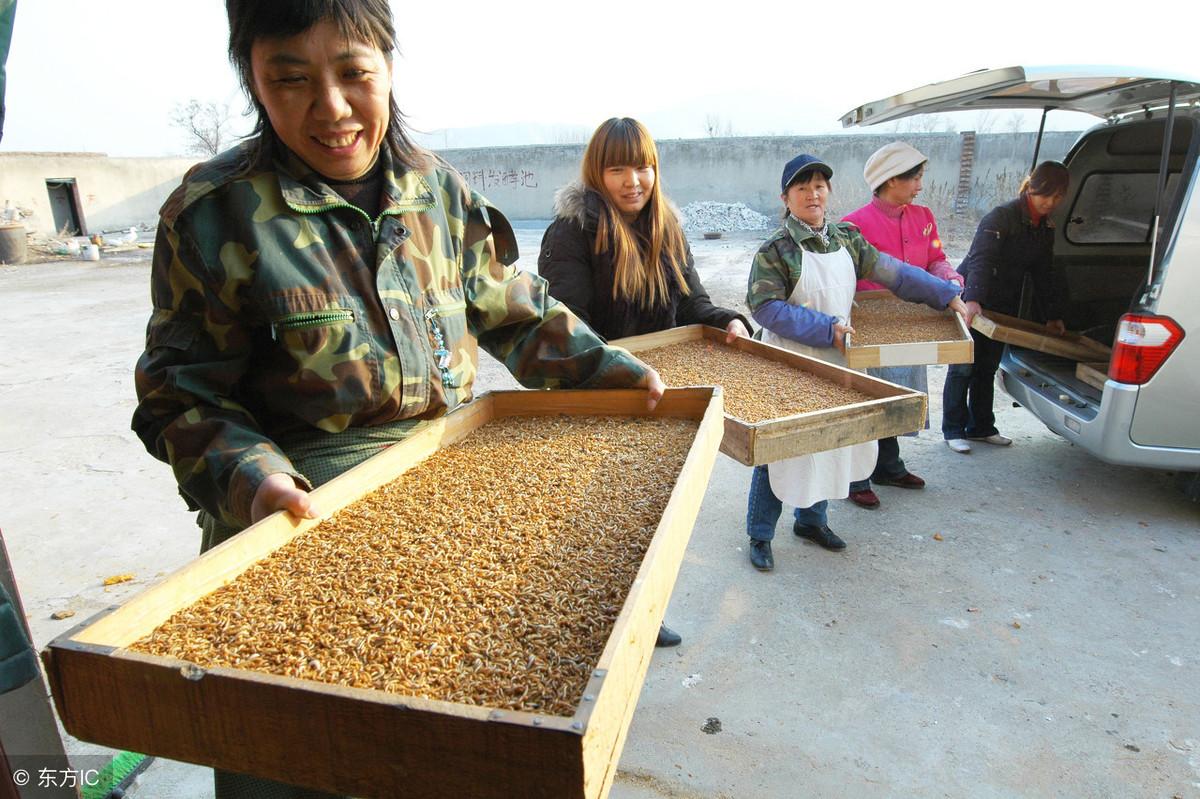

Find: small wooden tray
[612,325,927,466]
[845,290,973,369]
[42,388,724,799]
[971,310,1113,362]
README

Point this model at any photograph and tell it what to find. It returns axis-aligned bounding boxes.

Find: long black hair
[225,0,428,172]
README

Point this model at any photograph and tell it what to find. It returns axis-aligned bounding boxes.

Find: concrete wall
[0,152,198,235]
[441,131,1082,223]
[0,131,1082,236]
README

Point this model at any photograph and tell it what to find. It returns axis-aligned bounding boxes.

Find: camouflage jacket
[747,215,959,315]
[0,583,38,695]
[133,143,648,527]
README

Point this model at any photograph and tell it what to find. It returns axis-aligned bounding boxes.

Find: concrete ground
[1,228,1198,798]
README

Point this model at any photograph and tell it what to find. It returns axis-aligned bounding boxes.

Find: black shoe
[655,623,682,648]
[793,522,846,551]
[749,539,774,571]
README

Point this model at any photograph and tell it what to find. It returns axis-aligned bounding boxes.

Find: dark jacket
[537,182,751,341]
[958,197,1062,320]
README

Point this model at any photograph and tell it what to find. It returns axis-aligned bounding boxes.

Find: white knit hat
[863,142,927,192]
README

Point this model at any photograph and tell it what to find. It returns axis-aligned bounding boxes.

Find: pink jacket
[842,197,962,291]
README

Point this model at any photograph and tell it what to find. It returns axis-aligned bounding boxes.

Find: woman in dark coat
[943,161,1070,453]
[538,117,751,647]
[538,117,751,343]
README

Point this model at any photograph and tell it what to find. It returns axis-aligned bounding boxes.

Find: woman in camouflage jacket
[743,154,968,572]
[133,1,662,543]
[133,3,662,797]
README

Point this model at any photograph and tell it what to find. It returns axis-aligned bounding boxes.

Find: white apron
[762,246,877,507]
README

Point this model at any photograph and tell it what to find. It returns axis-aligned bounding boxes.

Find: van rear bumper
[998,362,1200,471]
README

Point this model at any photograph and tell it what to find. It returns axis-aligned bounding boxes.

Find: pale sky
[2,0,1193,156]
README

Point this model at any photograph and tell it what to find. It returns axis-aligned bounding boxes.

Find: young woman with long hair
[539,117,750,343]
[539,117,751,645]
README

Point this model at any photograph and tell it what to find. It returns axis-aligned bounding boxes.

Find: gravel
[679,202,773,234]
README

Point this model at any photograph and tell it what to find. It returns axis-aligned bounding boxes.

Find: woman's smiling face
[783,172,831,227]
[601,164,656,221]
[250,19,392,180]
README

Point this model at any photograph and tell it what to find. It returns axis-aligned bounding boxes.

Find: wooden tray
[844,290,973,369]
[971,310,1113,362]
[611,325,927,466]
[42,388,725,799]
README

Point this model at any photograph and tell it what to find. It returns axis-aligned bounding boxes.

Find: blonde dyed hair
[581,118,689,308]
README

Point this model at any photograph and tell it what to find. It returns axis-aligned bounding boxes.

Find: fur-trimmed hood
[552,181,593,228]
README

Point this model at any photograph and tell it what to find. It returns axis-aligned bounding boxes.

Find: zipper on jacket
[271,308,355,340]
[424,306,457,387]
[289,200,409,236]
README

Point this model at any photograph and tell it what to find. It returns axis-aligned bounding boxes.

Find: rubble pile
[679,202,773,234]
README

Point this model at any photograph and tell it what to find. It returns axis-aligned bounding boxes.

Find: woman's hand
[1046,319,1066,336]
[634,366,666,411]
[831,321,855,354]
[725,319,750,343]
[952,298,981,326]
[251,472,320,524]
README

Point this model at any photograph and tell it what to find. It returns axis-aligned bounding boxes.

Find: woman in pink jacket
[841,142,964,509]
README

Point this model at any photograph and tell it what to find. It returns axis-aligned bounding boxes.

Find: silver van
[841,67,1200,495]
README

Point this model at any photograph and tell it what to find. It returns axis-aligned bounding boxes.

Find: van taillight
[1108,314,1184,385]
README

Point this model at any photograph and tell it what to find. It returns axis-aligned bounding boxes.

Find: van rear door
[838,66,1200,128]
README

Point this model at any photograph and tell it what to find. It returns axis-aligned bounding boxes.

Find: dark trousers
[942,330,1006,440]
[848,437,906,492]
[746,465,828,541]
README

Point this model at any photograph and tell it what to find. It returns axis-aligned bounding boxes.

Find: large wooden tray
[42,388,725,799]
[611,325,927,466]
[844,290,973,369]
[971,310,1113,362]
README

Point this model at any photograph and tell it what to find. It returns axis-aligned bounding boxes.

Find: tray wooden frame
[611,325,927,466]
[42,388,725,799]
[970,310,1113,362]
[844,290,974,369]
[1075,361,1110,391]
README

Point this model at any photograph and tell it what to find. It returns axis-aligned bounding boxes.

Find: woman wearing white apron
[744,154,971,572]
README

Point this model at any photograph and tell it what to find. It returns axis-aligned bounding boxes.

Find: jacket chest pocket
[266,295,375,400]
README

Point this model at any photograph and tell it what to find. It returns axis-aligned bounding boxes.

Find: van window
[1065,172,1181,244]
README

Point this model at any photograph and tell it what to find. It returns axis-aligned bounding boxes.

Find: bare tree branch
[171,99,232,157]
[703,113,736,138]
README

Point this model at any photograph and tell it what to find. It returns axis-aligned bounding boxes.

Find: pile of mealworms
[636,339,872,422]
[849,297,963,346]
[131,414,698,717]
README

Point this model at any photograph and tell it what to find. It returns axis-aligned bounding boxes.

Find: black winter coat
[537,183,751,341]
[958,197,1063,320]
